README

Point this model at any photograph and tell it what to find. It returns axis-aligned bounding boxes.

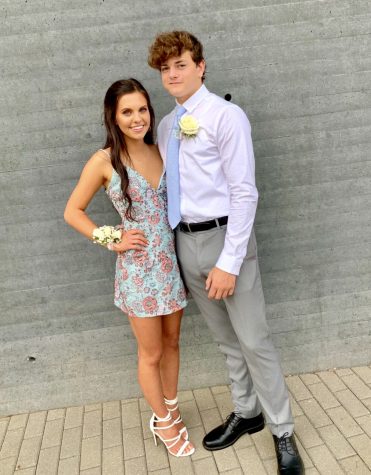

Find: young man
[148,31,304,474]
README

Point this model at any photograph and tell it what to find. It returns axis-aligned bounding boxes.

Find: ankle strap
[164,397,178,405]
[152,410,172,422]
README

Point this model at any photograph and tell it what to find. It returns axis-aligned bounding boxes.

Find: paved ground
[1,366,371,474]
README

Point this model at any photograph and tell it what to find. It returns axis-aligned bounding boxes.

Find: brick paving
[1,367,371,474]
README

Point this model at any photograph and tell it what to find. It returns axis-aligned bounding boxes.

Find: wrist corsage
[92,225,122,246]
[179,115,199,138]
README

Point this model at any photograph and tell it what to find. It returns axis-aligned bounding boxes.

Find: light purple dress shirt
[157,85,259,276]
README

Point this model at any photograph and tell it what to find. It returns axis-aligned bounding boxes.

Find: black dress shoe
[202,412,264,451]
[273,433,304,474]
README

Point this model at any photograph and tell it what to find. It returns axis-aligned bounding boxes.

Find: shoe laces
[224,412,239,428]
[276,432,296,455]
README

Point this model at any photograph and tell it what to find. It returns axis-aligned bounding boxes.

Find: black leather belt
[178,216,228,233]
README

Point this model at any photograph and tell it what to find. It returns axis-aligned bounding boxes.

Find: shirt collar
[175,84,209,113]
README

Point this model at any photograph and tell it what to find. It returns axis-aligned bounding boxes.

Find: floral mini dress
[106,165,187,318]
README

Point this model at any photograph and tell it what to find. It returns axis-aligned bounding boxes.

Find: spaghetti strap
[98,148,111,159]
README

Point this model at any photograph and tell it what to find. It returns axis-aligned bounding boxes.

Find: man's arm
[206,104,258,299]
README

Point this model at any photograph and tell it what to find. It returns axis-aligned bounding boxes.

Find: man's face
[160,50,205,104]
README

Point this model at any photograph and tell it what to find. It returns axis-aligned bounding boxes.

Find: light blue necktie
[166,105,186,229]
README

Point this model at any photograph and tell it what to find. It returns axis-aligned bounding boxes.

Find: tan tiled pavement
[1,367,371,474]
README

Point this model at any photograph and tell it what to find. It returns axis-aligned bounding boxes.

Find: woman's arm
[64,154,110,240]
[64,153,149,252]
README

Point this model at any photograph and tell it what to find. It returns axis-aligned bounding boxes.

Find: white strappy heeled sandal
[164,396,189,441]
[149,411,194,457]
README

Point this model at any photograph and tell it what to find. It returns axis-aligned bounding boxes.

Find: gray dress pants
[176,225,294,437]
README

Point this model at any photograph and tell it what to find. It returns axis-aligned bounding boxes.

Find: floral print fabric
[106,167,187,317]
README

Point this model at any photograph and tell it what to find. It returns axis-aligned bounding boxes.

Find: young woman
[64,78,194,457]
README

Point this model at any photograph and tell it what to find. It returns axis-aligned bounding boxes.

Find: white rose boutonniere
[179,115,199,138]
[92,225,122,246]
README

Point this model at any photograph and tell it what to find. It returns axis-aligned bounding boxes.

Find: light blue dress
[106,167,187,317]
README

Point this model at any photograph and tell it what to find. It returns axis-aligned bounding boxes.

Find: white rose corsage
[179,115,199,138]
[92,225,122,246]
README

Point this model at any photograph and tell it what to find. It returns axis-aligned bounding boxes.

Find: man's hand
[205,267,236,300]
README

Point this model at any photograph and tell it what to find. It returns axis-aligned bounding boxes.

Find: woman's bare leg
[160,310,187,435]
[128,314,193,454]
[129,315,166,416]
[160,309,183,399]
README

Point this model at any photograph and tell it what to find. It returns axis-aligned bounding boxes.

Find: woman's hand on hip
[108,229,148,252]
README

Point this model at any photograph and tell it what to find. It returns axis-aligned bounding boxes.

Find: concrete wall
[1,0,370,416]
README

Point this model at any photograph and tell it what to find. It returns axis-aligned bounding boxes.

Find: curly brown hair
[148,31,205,73]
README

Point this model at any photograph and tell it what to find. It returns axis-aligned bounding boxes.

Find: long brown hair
[103,78,155,220]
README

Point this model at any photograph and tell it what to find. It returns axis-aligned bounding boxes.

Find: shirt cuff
[215,253,243,276]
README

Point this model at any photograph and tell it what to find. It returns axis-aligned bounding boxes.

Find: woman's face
[115,91,151,141]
